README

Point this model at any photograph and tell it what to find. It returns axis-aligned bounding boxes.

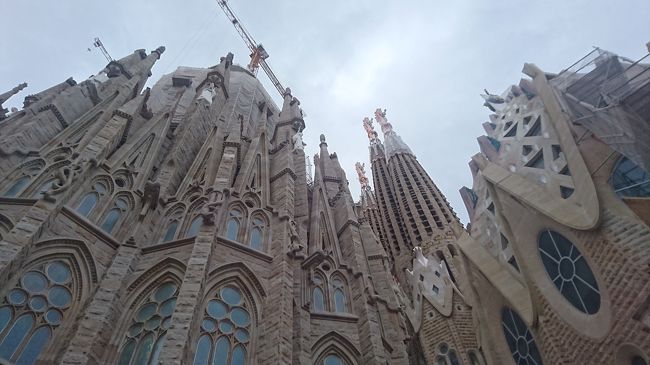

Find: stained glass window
[0,260,74,364]
[610,157,650,197]
[332,278,347,313]
[77,182,107,217]
[193,285,252,365]
[162,221,179,242]
[31,179,55,199]
[226,210,242,242]
[313,288,325,312]
[101,197,129,233]
[118,282,178,365]
[248,217,264,250]
[3,176,31,198]
[538,230,600,314]
[187,216,204,238]
[501,307,543,365]
[324,354,344,365]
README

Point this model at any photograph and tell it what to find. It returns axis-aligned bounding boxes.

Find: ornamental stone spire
[373,108,413,159]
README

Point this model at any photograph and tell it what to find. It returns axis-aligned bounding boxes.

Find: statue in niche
[292,130,306,152]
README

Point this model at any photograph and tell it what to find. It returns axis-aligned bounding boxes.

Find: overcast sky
[2,0,649,223]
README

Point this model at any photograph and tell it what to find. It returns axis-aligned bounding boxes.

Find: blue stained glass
[161,318,171,330]
[101,209,121,233]
[192,335,211,365]
[212,337,229,365]
[334,289,346,313]
[231,308,250,327]
[249,227,262,250]
[77,193,98,217]
[159,298,176,317]
[187,217,203,238]
[32,180,55,199]
[149,333,166,365]
[218,319,233,334]
[132,332,154,365]
[15,326,51,365]
[324,355,343,365]
[29,296,47,312]
[234,329,249,343]
[231,345,246,365]
[94,182,107,194]
[220,287,241,306]
[46,261,71,284]
[48,286,72,308]
[207,300,227,319]
[22,271,47,293]
[154,283,177,303]
[313,288,324,311]
[115,198,129,210]
[128,323,143,337]
[118,339,136,365]
[226,218,239,241]
[0,307,12,335]
[136,303,157,321]
[0,314,34,359]
[144,316,161,331]
[8,288,27,305]
[3,176,30,198]
[163,221,178,242]
[201,319,216,332]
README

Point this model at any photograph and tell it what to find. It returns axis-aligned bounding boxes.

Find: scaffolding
[551,46,650,173]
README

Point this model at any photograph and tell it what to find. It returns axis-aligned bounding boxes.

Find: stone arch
[112,169,134,190]
[0,238,96,364]
[44,146,73,163]
[242,192,261,208]
[0,214,14,240]
[0,158,45,197]
[311,331,360,365]
[108,258,186,365]
[329,271,351,314]
[206,262,266,322]
[616,343,649,365]
[182,185,204,202]
[158,202,187,242]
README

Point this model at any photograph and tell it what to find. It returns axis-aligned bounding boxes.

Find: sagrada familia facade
[0,39,648,365]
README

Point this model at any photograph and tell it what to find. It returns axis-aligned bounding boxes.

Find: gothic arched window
[193,285,253,365]
[0,260,74,364]
[31,179,55,199]
[538,229,600,314]
[101,197,129,233]
[77,182,108,217]
[610,156,650,197]
[163,221,179,242]
[226,210,242,242]
[312,274,326,312]
[3,176,31,198]
[331,277,347,313]
[117,281,178,365]
[323,354,344,365]
[187,216,204,238]
[248,216,264,250]
[501,307,543,365]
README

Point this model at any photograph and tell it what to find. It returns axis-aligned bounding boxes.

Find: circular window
[538,230,600,314]
[501,308,543,365]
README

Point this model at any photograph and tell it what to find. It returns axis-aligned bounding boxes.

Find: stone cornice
[309,311,359,323]
[336,219,360,238]
[217,236,273,263]
[141,236,196,254]
[38,104,67,127]
[270,168,297,183]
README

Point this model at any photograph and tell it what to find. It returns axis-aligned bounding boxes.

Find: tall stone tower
[361,111,484,365]
[0,49,413,365]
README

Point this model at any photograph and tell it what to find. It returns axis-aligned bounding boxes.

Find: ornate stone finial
[374,108,393,134]
[355,162,369,189]
[284,87,292,97]
[320,134,326,144]
[152,46,165,58]
[362,117,379,141]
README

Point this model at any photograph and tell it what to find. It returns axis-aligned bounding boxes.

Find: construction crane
[92,37,114,62]
[216,0,286,97]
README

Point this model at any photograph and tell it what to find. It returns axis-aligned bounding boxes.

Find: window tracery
[501,307,543,365]
[331,277,347,313]
[101,196,129,234]
[538,229,600,314]
[610,156,650,198]
[3,176,31,198]
[77,181,108,217]
[0,260,74,364]
[312,274,326,312]
[117,281,178,365]
[193,285,253,365]
[248,216,264,251]
[226,210,242,242]
[187,216,204,238]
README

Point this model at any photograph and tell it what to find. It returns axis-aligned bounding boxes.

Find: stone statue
[287,220,305,258]
[292,130,306,152]
[198,83,215,105]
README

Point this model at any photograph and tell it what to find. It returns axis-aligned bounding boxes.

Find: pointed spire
[0,82,27,120]
[355,162,370,190]
[279,87,305,131]
[373,108,413,159]
[362,117,381,145]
